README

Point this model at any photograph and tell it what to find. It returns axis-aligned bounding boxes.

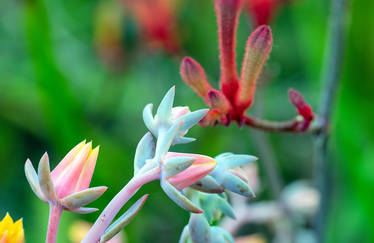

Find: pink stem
[82,168,160,243]
[46,202,63,243]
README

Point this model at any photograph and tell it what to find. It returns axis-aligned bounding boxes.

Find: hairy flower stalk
[24,142,107,243]
[180,0,314,132]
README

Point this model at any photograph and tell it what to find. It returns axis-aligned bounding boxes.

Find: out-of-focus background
[0,0,373,242]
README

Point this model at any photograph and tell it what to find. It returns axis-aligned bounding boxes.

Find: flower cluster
[180,0,314,132]
[0,213,24,243]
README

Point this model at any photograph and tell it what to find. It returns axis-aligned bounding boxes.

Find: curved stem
[82,168,160,243]
[242,115,301,132]
[46,202,63,243]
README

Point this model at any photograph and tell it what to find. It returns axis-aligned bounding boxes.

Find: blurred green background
[0,0,373,242]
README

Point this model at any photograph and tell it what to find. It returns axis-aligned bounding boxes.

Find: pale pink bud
[50,141,100,198]
[165,152,217,190]
[171,106,191,121]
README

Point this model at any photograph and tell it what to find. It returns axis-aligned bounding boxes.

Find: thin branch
[313,0,349,242]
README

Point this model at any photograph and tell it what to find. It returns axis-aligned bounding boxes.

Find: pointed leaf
[188,214,212,243]
[190,175,224,193]
[176,109,209,132]
[161,179,203,213]
[216,197,235,219]
[155,121,183,159]
[211,227,234,243]
[100,195,148,243]
[216,154,257,169]
[164,157,195,177]
[172,136,196,145]
[70,207,98,214]
[156,86,175,122]
[221,173,255,198]
[25,159,46,201]
[61,186,107,209]
[134,133,155,174]
[38,153,56,200]
[178,226,190,243]
[143,104,155,133]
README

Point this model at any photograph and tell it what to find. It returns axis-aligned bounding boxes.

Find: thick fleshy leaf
[188,214,211,243]
[134,133,155,174]
[161,179,202,213]
[143,104,155,132]
[220,173,255,198]
[38,153,56,200]
[61,186,107,209]
[70,207,98,214]
[155,86,175,122]
[164,157,195,177]
[216,196,235,219]
[190,175,224,193]
[211,227,234,243]
[215,154,257,169]
[100,195,148,243]
[154,121,183,159]
[176,109,209,132]
[172,136,196,145]
[178,226,190,243]
[25,159,46,201]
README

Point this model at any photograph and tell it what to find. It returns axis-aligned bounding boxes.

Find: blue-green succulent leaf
[161,179,203,213]
[100,195,148,243]
[215,154,257,169]
[189,214,211,243]
[177,109,209,132]
[143,104,156,133]
[164,157,195,177]
[155,121,183,159]
[156,86,175,122]
[172,136,196,145]
[178,226,190,243]
[220,173,255,198]
[190,176,224,193]
[134,132,155,174]
[211,227,234,243]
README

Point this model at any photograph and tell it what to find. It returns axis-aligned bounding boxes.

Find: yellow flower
[0,213,24,243]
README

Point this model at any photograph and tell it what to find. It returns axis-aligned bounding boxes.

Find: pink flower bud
[165,152,217,190]
[50,141,101,198]
[180,57,212,98]
[171,106,191,121]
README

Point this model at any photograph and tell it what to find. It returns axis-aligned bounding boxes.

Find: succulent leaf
[164,157,195,177]
[61,186,107,209]
[38,153,57,200]
[25,159,46,201]
[134,132,155,174]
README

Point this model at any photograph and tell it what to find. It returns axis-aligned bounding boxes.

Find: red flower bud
[180,57,212,98]
[288,89,314,122]
[206,90,231,114]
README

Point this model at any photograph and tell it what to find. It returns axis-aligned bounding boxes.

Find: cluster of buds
[25,142,107,214]
[78,87,259,243]
[180,0,314,132]
[0,213,24,243]
[244,0,293,26]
